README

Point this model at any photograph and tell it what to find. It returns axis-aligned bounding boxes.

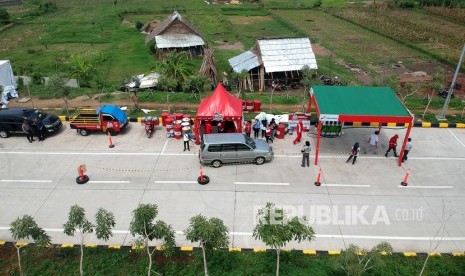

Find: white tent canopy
[0,60,17,88]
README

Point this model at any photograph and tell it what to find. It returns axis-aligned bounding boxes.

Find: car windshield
[245,136,256,149]
[24,110,46,120]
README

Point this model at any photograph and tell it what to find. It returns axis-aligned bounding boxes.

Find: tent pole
[398,119,413,166]
[315,120,322,165]
[195,119,201,145]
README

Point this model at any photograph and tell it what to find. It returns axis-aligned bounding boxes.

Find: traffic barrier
[401,169,410,186]
[108,132,115,148]
[314,168,322,186]
[76,164,89,184]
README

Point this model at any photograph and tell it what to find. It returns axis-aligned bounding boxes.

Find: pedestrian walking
[183,130,190,151]
[301,141,311,167]
[293,120,303,144]
[252,119,261,139]
[265,125,273,144]
[385,134,399,157]
[367,131,379,154]
[346,142,360,165]
[244,121,251,138]
[402,138,412,163]
[22,119,34,143]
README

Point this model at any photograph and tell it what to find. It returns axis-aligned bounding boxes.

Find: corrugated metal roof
[258,38,317,73]
[155,34,204,49]
[228,51,260,73]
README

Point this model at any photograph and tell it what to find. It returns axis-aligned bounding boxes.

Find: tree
[253,202,315,276]
[63,205,115,276]
[10,215,51,276]
[185,215,229,276]
[129,203,176,276]
[182,74,209,98]
[48,74,70,117]
[429,66,446,92]
[155,52,192,90]
[338,242,393,276]
[69,55,97,87]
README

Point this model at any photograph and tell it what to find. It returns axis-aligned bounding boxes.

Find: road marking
[0,179,52,183]
[448,129,465,148]
[154,181,197,184]
[161,140,168,155]
[322,184,371,188]
[87,181,130,184]
[397,185,454,189]
[234,182,290,186]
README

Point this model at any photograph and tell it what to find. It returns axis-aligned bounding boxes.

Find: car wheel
[0,129,10,138]
[211,160,222,168]
[255,157,266,165]
[79,129,89,136]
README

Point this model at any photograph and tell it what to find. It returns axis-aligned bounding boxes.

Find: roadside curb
[1,241,464,256]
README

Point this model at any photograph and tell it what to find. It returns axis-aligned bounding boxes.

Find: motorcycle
[271,80,288,91]
[142,116,159,138]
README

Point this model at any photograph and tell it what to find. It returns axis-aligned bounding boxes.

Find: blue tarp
[97,105,128,125]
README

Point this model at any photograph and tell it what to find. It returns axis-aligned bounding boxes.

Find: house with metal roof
[145,11,205,58]
[228,38,317,91]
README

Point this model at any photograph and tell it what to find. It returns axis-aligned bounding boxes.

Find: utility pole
[437,44,465,120]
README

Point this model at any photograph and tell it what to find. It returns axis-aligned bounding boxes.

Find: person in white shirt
[402,138,412,163]
[367,131,379,154]
[183,131,190,151]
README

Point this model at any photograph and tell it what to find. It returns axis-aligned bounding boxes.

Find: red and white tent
[194,83,243,144]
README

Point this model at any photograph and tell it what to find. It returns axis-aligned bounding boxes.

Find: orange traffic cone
[108,132,115,148]
[314,168,322,186]
[401,169,410,186]
[197,165,210,185]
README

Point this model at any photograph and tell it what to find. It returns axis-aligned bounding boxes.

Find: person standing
[199,121,206,143]
[35,117,46,141]
[265,125,273,144]
[293,120,303,145]
[22,119,34,143]
[301,141,311,167]
[205,121,212,134]
[367,131,379,154]
[269,118,277,139]
[182,130,190,151]
[402,138,412,163]
[252,119,261,139]
[346,142,360,165]
[244,121,251,138]
[385,134,399,157]
[260,119,267,138]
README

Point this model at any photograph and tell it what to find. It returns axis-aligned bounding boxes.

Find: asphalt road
[0,123,464,253]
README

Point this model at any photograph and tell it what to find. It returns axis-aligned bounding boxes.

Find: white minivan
[199,133,273,168]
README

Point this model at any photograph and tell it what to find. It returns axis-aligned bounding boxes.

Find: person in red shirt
[205,121,212,134]
[265,125,273,143]
[293,120,303,145]
[244,121,252,138]
[385,134,399,157]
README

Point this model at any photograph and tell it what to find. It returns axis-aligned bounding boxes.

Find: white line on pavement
[154,181,197,184]
[397,185,454,189]
[1,227,464,241]
[161,140,168,155]
[322,184,371,188]
[0,179,52,183]
[87,181,130,184]
[234,182,290,186]
[448,129,465,148]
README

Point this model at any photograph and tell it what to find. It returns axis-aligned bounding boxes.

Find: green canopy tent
[308,86,414,166]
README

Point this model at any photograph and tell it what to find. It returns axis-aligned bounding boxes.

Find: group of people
[245,118,279,144]
[22,117,46,143]
[346,131,413,165]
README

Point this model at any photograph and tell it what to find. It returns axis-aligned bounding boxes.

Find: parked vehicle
[69,105,128,136]
[141,116,159,138]
[271,79,287,91]
[199,133,273,168]
[0,108,62,138]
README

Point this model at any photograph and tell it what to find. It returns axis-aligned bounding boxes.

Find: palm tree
[69,55,96,87]
[161,52,191,84]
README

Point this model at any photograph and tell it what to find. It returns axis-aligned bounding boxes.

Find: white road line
[398,185,454,189]
[234,182,290,186]
[322,184,371,188]
[161,140,168,155]
[154,181,197,184]
[0,227,464,242]
[87,181,130,184]
[0,179,52,183]
[448,129,465,148]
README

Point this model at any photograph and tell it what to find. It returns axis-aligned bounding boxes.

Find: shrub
[399,1,415,8]
[157,76,178,92]
[31,72,44,85]
[182,75,209,93]
[135,21,144,31]
[0,8,10,25]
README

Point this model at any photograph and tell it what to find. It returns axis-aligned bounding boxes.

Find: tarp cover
[98,105,128,125]
[0,60,17,88]
[196,83,243,119]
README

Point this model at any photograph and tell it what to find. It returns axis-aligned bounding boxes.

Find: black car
[0,108,62,138]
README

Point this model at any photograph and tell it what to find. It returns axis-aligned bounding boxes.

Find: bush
[0,8,10,25]
[399,1,415,8]
[157,76,178,92]
[135,21,144,31]
[182,75,209,94]
[31,72,44,85]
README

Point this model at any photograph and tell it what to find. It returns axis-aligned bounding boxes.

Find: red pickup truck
[69,105,128,136]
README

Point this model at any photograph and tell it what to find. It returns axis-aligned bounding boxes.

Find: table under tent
[308,86,414,166]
